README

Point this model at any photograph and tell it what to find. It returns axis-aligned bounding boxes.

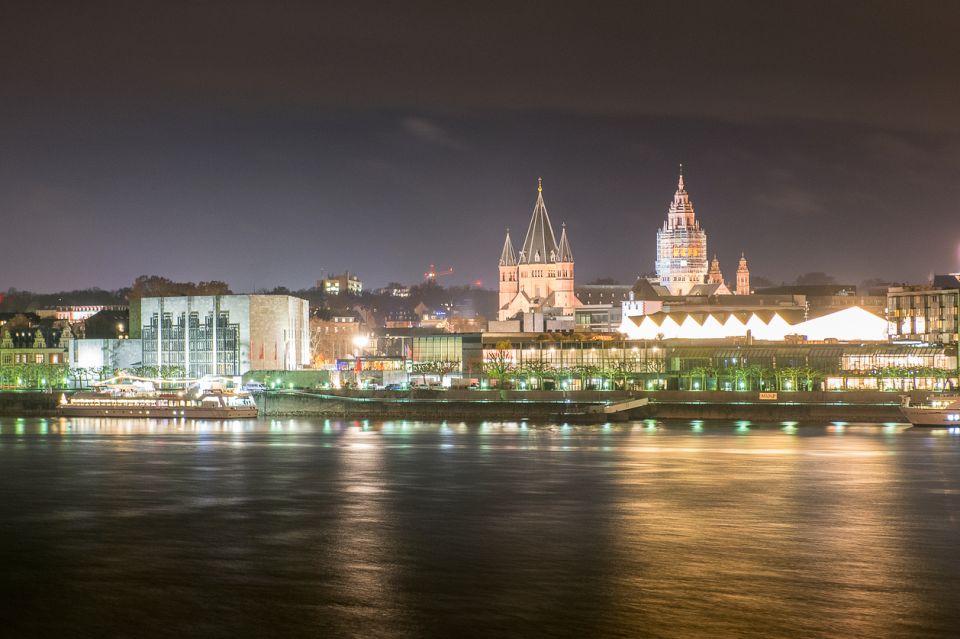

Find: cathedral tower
[655,166,709,295]
[736,253,750,295]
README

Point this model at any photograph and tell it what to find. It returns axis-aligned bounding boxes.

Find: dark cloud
[3,2,959,130]
[1,2,959,292]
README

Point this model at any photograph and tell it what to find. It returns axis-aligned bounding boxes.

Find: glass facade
[888,288,959,344]
[143,310,240,376]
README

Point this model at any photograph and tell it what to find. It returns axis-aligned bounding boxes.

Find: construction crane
[424,264,454,281]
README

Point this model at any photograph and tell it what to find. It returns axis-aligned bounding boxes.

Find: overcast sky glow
[2,1,959,292]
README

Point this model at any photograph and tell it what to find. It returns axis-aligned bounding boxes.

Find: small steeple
[678,163,685,191]
[499,228,517,266]
[557,222,574,262]
[538,176,542,193]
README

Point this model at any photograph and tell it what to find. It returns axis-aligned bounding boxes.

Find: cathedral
[655,167,709,295]
[498,179,580,320]
[655,167,750,296]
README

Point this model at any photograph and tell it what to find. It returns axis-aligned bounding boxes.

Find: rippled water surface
[2,417,960,638]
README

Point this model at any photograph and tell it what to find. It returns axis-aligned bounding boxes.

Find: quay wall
[0,392,60,417]
[258,389,917,423]
[0,389,917,422]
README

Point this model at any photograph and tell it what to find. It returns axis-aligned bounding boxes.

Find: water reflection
[0,417,959,637]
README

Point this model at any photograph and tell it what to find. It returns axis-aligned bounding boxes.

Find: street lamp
[352,334,369,352]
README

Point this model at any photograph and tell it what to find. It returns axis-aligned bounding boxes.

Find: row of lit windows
[0,353,61,364]
[671,246,700,257]
[520,269,570,278]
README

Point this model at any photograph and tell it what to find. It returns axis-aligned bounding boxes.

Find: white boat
[59,376,259,419]
[899,395,960,426]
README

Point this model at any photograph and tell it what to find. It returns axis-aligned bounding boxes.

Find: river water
[1,417,959,638]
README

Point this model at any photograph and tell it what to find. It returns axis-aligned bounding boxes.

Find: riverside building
[133,294,310,377]
[887,275,960,345]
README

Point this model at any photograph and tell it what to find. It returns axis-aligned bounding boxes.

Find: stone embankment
[0,389,919,422]
[0,392,60,417]
[257,389,919,423]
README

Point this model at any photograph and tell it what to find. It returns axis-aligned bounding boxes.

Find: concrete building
[137,294,310,377]
[575,304,623,333]
[498,178,580,320]
[887,276,960,345]
[321,271,362,296]
[68,338,142,371]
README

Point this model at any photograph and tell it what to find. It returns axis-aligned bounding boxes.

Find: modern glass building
[887,282,960,345]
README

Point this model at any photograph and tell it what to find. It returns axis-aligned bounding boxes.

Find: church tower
[707,255,724,286]
[655,166,709,295]
[498,178,580,320]
[553,222,576,311]
[736,253,750,295]
[498,229,518,311]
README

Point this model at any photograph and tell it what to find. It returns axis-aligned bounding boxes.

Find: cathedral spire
[557,222,573,262]
[519,177,560,264]
[678,163,685,191]
[499,229,516,266]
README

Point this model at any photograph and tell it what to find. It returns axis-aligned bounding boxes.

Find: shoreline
[0,389,917,423]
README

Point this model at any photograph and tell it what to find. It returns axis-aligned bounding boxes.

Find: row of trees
[480,344,669,390]
[0,363,69,389]
[0,364,191,389]
[681,365,822,391]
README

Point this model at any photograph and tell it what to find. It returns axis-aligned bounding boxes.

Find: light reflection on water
[1,417,959,638]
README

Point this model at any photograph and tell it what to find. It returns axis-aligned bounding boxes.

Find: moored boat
[59,376,259,419]
[899,395,960,427]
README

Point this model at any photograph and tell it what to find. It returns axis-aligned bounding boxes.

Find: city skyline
[2,2,959,292]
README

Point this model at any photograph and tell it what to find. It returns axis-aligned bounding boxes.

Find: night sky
[2,1,959,293]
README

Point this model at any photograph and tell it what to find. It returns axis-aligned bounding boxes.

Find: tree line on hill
[1,275,498,320]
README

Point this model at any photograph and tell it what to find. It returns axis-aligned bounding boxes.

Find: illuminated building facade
[0,326,67,366]
[498,179,580,320]
[656,167,709,295]
[138,294,310,377]
[707,255,724,286]
[887,278,960,345]
[320,271,362,296]
[736,254,751,295]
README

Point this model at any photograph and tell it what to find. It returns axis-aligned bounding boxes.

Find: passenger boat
[899,395,960,427]
[59,376,259,419]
